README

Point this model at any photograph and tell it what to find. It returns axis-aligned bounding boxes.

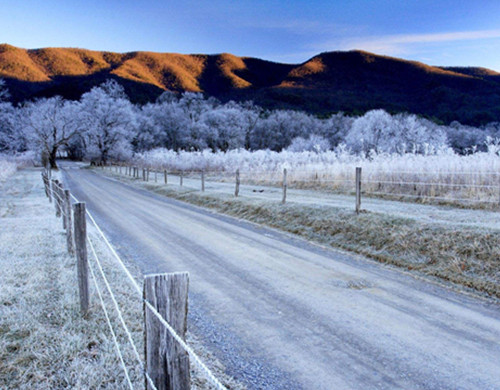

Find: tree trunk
[49,148,58,169]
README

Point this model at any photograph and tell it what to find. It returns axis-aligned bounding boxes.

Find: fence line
[99,163,500,211]
[45,170,226,390]
[371,170,500,175]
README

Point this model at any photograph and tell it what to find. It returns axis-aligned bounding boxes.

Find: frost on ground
[0,160,18,182]
[0,152,35,182]
[0,169,244,389]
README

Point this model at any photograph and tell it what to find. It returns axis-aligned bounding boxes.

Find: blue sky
[1,0,500,70]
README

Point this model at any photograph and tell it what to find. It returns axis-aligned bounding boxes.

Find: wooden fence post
[201,171,205,192]
[52,180,61,217]
[147,168,150,182]
[47,175,52,203]
[164,170,168,184]
[180,172,183,187]
[42,172,47,196]
[73,202,89,316]
[355,167,362,214]
[144,273,190,390]
[282,168,287,204]
[59,183,67,230]
[42,172,51,201]
[48,175,53,202]
[64,190,74,254]
[235,169,240,197]
[155,170,157,183]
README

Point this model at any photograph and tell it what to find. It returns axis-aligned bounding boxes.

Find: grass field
[0,169,243,389]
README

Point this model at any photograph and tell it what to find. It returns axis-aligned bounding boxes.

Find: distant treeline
[0,79,499,168]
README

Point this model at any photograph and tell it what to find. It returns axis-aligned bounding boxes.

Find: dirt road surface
[61,163,500,390]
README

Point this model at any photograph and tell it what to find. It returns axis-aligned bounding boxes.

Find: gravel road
[61,163,500,390]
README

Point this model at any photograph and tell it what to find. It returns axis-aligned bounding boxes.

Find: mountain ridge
[1,44,500,125]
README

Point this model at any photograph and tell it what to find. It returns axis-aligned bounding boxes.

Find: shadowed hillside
[2,44,500,125]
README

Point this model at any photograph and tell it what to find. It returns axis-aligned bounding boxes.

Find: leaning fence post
[235,169,240,197]
[73,202,89,316]
[355,167,362,214]
[282,168,287,204]
[42,172,48,196]
[201,171,205,192]
[52,179,61,217]
[64,190,74,254]
[60,183,67,230]
[144,272,190,390]
[56,181,63,220]
[47,175,53,203]
[42,172,51,201]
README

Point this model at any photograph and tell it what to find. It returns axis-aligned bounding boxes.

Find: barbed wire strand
[362,180,499,188]
[86,251,135,390]
[87,236,158,390]
[371,171,500,175]
[143,300,227,390]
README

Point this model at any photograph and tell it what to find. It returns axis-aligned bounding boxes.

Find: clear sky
[1,0,500,70]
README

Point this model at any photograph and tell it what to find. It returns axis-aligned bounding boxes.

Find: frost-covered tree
[319,113,353,148]
[345,109,396,154]
[393,113,448,153]
[250,110,317,151]
[344,110,448,155]
[446,121,492,154]
[288,134,331,152]
[200,107,247,151]
[19,97,80,168]
[136,99,190,151]
[0,79,16,151]
[79,80,135,163]
[0,102,16,152]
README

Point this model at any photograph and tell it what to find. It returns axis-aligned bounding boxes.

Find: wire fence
[43,171,227,390]
[103,163,500,209]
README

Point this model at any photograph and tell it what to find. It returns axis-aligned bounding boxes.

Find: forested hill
[1,43,500,125]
